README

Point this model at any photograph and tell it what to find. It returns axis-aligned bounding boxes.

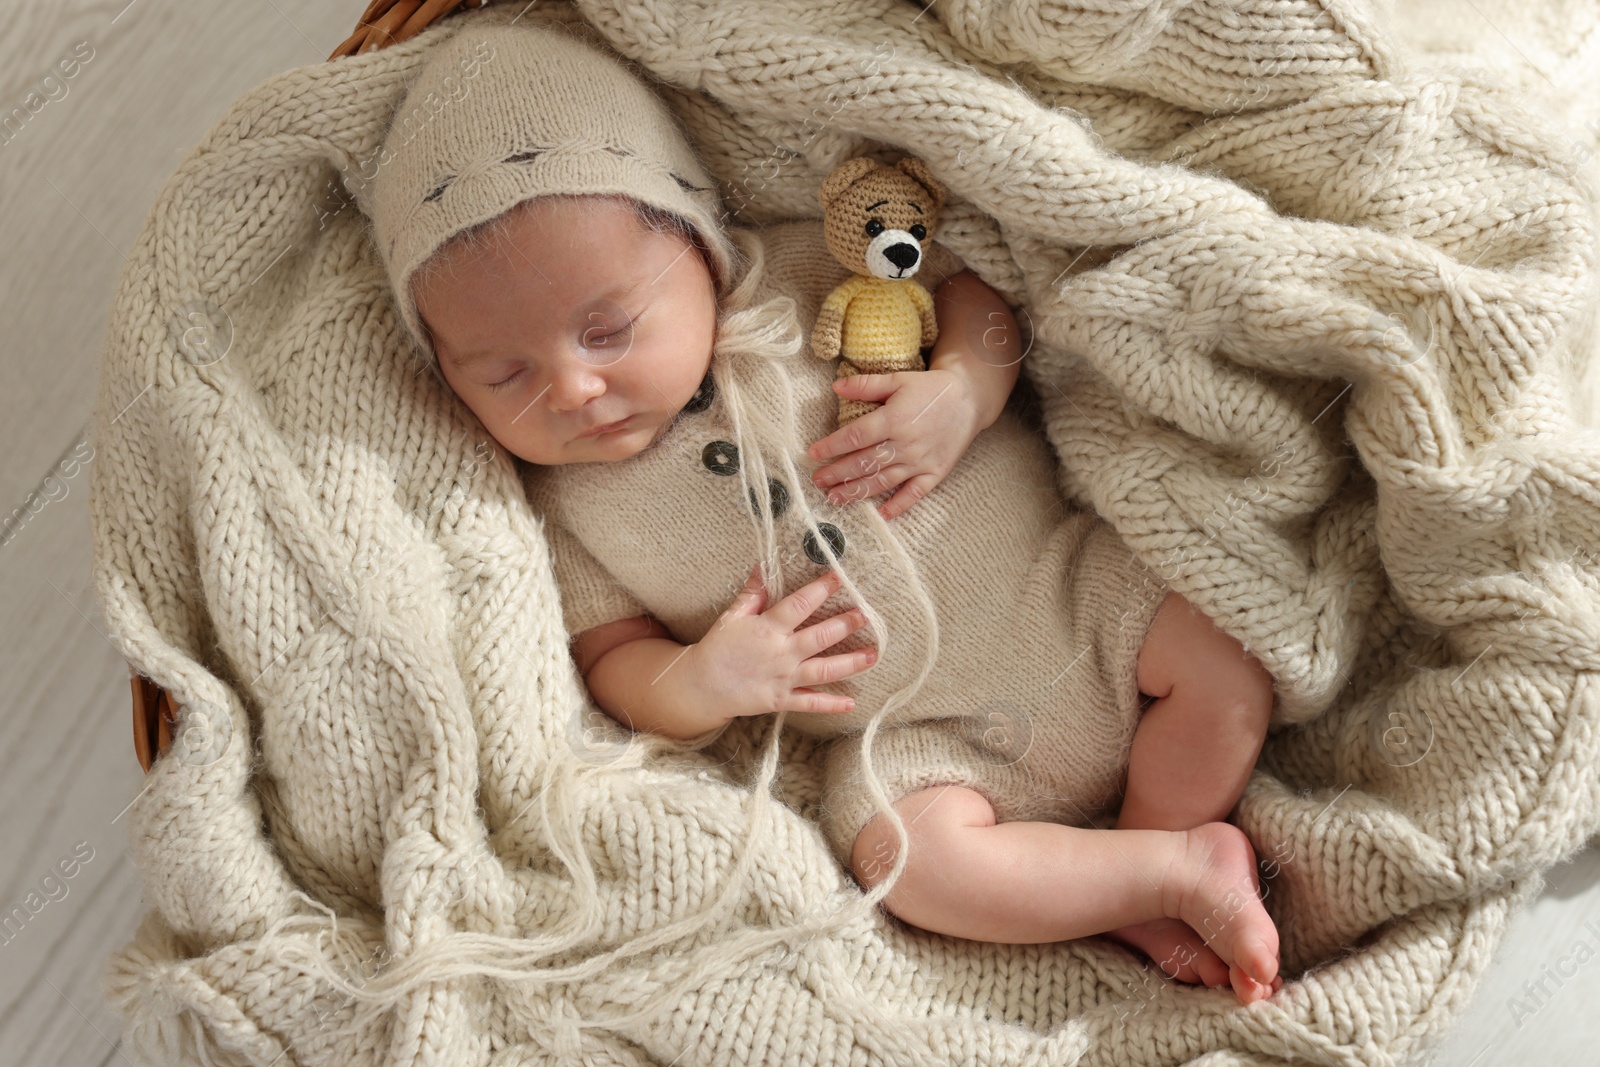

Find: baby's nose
[548,367,606,411]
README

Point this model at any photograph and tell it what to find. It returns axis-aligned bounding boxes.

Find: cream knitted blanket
[92,1,1600,1064]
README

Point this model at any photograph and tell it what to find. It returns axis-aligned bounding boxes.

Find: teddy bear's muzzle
[866,230,924,279]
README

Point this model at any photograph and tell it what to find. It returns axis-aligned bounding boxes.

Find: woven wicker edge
[328,0,491,61]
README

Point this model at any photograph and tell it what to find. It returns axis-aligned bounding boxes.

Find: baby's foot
[1102,917,1231,987]
[1164,822,1282,1004]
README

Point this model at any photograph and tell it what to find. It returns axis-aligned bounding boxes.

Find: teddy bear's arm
[811,301,843,361]
[812,277,865,361]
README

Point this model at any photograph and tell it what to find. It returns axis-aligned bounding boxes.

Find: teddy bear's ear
[819,156,882,212]
[895,156,947,216]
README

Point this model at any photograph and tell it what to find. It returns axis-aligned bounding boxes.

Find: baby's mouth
[578,415,632,439]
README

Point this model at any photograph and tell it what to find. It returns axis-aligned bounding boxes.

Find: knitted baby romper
[523,219,1172,868]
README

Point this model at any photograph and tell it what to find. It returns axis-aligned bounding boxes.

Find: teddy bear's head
[818,155,946,281]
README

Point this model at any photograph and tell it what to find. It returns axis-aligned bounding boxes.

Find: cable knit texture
[91,1,1600,1064]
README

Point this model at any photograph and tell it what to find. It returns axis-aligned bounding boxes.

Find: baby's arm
[926,272,1023,430]
[572,568,875,742]
[574,614,734,741]
[811,272,1025,519]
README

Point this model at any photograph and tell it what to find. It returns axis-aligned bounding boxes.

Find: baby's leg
[850,784,1280,1002]
[1121,591,1275,829]
[1105,590,1278,990]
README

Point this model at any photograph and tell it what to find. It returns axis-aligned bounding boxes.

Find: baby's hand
[808,368,986,521]
[692,566,876,717]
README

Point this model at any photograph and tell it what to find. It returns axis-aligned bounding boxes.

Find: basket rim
[328,0,491,62]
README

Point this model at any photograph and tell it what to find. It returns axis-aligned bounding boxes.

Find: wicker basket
[327,0,490,61]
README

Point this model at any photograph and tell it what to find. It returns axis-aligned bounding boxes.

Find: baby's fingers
[724,563,769,616]
[878,472,939,522]
[796,607,870,657]
[766,567,843,630]
[792,647,878,689]
[824,462,909,507]
[784,687,857,715]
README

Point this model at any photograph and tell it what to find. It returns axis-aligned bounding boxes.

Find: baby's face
[413,196,718,465]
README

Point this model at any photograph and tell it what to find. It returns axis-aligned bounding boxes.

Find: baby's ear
[895,156,946,217]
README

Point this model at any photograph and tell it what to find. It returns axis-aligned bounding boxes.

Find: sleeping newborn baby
[366,16,1283,1004]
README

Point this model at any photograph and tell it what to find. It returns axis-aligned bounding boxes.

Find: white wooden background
[0,2,1596,1065]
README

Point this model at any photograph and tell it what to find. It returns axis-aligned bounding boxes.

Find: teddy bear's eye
[909,224,927,240]
[865,219,885,238]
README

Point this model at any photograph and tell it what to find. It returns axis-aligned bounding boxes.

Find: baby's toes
[1103,919,1229,987]
[1229,963,1277,1005]
[1172,823,1281,988]
[1147,920,1230,988]
[1238,930,1281,989]
[1191,942,1231,988]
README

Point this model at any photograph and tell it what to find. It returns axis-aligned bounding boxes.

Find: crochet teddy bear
[811,155,947,426]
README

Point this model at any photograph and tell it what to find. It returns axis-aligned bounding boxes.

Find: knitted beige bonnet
[361,11,738,364]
